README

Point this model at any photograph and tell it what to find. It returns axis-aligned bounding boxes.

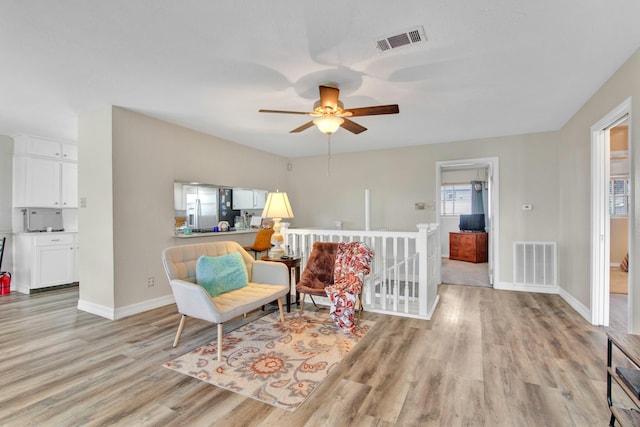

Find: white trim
[436,157,499,286]
[78,294,175,320]
[77,299,116,320]
[115,294,175,319]
[493,281,558,294]
[590,97,632,327]
[558,286,591,322]
[492,281,591,323]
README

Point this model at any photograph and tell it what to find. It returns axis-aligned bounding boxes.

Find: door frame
[436,157,500,285]
[590,97,632,327]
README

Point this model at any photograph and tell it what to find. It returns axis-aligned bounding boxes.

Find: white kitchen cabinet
[253,190,267,209]
[233,189,267,209]
[62,144,78,161]
[61,162,78,207]
[13,155,77,208]
[233,189,254,209]
[14,233,77,293]
[13,134,62,159]
[13,157,61,207]
[14,134,78,161]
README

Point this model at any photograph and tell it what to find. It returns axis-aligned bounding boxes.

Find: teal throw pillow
[196,252,249,297]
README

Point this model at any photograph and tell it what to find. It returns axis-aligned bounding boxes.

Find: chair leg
[357,293,364,323]
[299,293,306,313]
[309,294,319,308]
[277,297,285,323]
[173,314,187,347]
[217,323,223,362]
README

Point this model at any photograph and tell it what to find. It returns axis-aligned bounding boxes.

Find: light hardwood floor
[0,285,616,426]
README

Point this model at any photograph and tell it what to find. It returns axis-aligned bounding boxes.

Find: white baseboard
[426,294,440,320]
[78,294,175,320]
[77,299,116,320]
[493,281,591,323]
[493,281,559,294]
[557,286,591,322]
[611,263,621,268]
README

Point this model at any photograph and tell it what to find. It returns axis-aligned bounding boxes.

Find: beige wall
[78,107,289,314]
[558,47,640,328]
[287,132,560,285]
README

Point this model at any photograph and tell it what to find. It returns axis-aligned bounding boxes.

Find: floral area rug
[163,311,375,411]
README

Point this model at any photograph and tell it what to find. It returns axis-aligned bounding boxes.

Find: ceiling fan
[259,84,399,135]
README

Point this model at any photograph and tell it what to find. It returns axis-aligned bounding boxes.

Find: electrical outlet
[148,276,155,287]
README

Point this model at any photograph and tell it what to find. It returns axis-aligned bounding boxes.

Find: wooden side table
[261,256,301,312]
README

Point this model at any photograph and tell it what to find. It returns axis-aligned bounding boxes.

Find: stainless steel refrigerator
[185,186,218,230]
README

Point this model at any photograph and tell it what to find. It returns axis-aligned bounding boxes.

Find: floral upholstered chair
[326,242,374,333]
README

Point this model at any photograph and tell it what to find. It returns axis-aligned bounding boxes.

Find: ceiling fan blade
[346,104,399,117]
[290,121,315,133]
[340,118,367,134]
[319,85,340,111]
[259,109,310,115]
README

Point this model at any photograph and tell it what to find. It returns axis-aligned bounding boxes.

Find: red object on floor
[0,272,10,295]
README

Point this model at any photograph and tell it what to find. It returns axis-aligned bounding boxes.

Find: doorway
[609,121,630,330]
[436,157,500,287]
[590,97,632,329]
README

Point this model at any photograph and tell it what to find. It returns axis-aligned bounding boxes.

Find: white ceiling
[1,1,639,158]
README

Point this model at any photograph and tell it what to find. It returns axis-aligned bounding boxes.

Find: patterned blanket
[325,242,374,333]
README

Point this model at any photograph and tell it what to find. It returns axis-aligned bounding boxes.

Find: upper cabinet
[13,135,78,208]
[232,189,253,210]
[233,189,267,210]
[253,190,267,209]
[14,134,77,161]
[62,144,78,161]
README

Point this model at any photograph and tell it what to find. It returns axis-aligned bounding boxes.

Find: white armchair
[162,241,289,360]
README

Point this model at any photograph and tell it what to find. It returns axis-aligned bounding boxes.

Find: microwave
[22,208,65,232]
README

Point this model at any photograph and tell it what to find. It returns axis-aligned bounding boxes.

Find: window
[609,177,630,216]
[441,183,472,215]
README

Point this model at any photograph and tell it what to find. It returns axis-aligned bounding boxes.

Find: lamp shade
[261,191,294,219]
[313,116,344,134]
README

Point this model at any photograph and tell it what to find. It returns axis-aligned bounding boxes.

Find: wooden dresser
[449,232,488,263]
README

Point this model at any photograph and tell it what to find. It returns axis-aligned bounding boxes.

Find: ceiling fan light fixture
[313,116,344,134]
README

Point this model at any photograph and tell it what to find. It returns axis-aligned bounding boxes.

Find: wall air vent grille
[513,241,557,287]
[376,26,427,53]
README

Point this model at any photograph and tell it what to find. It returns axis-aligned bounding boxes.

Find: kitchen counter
[13,230,78,235]
[174,229,256,239]
[174,229,257,247]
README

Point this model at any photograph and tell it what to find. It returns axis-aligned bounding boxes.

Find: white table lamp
[260,191,294,258]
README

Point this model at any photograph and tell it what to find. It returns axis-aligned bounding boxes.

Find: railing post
[417,224,429,316]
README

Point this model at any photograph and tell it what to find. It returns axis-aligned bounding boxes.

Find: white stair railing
[283,223,440,320]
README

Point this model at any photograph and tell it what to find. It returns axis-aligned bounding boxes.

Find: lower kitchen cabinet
[14,233,77,293]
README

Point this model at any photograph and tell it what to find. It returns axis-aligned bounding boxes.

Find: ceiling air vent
[376,26,427,53]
